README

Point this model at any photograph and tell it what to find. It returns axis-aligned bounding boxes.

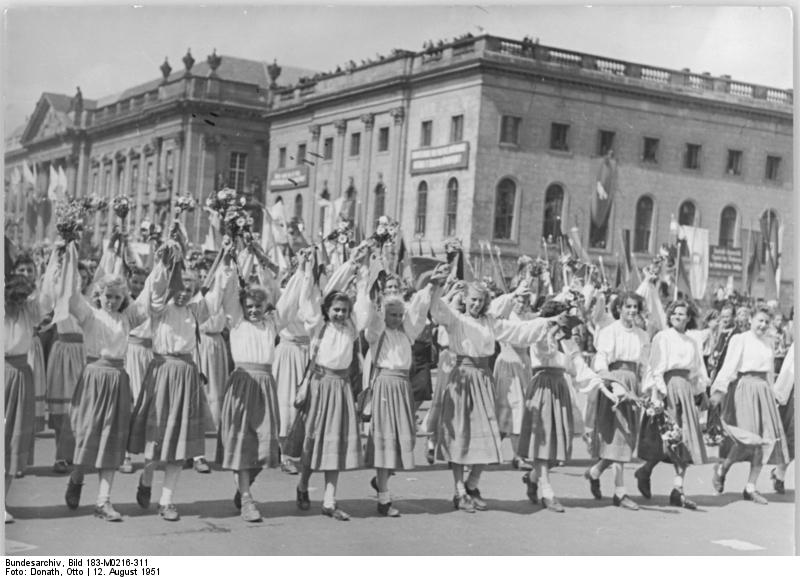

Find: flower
[236,217,246,228]
[337,234,348,245]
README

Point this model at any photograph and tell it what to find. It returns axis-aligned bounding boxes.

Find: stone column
[307,124,321,237]
[135,147,147,231]
[360,113,375,231]
[94,157,107,245]
[334,119,347,199]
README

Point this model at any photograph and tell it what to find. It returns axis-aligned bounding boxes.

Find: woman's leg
[451,462,466,496]
[743,447,766,504]
[96,469,115,506]
[375,468,391,494]
[159,461,182,508]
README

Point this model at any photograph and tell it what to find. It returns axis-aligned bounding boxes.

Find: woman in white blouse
[356,273,433,517]
[586,292,650,510]
[709,304,789,505]
[428,279,551,513]
[635,300,708,510]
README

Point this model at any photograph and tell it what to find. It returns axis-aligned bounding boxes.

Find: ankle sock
[614,486,627,499]
[377,491,391,505]
[745,482,756,493]
[589,464,602,480]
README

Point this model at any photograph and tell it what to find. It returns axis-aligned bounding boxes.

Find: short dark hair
[665,299,698,330]
[611,291,644,318]
[322,290,352,322]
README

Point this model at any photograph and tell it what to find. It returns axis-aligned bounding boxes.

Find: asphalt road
[4,412,796,556]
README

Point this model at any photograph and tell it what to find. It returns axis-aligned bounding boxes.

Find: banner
[409,142,469,175]
[591,152,617,228]
[708,245,743,274]
[682,225,709,300]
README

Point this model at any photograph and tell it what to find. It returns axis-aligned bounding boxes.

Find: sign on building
[269,166,309,191]
[409,142,469,175]
[708,245,743,274]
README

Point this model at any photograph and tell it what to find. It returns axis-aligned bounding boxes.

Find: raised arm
[402,285,432,342]
[274,266,305,331]
[490,315,551,348]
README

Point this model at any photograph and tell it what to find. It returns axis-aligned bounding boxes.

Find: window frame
[633,195,655,254]
[550,122,570,152]
[683,143,702,171]
[277,147,287,169]
[492,177,518,241]
[765,154,782,182]
[323,137,334,161]
[296,143,306,166]
[228,151,248,193]
[415,180,428,235]
[349,132,361,157]
[642,136,660,164]
[718,205,738,249]
[420,120,433,148]
[450,115,464,143]
[597,130,616,156]
[542,183,565,243]
[377,126,390,152]
[499,115,521,146]
[726,149,743,177]
[445,177,459,237]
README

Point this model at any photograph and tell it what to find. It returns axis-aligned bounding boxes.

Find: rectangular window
[765,155,781,181]
[450,115,464,142]
[420,121,433,147]
[130,164,139,195]
[350,132,361,157]
[500,115,521,145]
[598,130,615,156]
[145,161,154,196]
[228,152,247,193]
[684,143,701,170]
[296,144,306,166]
[726,149,743,176]
[550,123,570,151]
[642,137,659,163]
[323,137,334,160]
[377,127,390,152]
[278,147,287,169]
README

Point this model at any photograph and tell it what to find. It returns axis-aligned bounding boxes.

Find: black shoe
[296,487,310,511]
[712,464,726,494]
[377,502,400,517]
[634,467,652,500]
[453,494,476,513]
[743,488,768,505]
[136,478,151,509]
[669,488,697,510]
[584,469,602,500]
[234,490,242,511]
[771,469,785,494]
[522,473,538,504]
[370,476,379,493]
[53,460,70,474]
[613,494,639,510]
[321,504,350,521]
[426,448,435,465]
[542,496,565,513]
[65,479,83,510]
[465,486,488,511]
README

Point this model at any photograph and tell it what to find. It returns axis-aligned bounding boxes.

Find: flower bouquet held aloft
[325,220,353,247]
[112,195,131,221]
[205,188,255,251]
[175,194,197,215]
[82,195,109,214]
[55,200,87,246]
[370,215,399,247]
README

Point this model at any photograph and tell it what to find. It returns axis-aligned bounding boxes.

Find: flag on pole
[47,165,59,201]
[591,151,618,229]
[58,166,69,198]
[674,239,693,299]
[745,228,763,296]
[269,199,289,245]
[682,225,709,300]
[760,213,779,300]
[22,162,36,187]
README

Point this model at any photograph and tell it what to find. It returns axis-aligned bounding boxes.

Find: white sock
[377,491,391,505]
[614,486,627,499]
[159,487,173,507]
[589,464,602,480]
[455,481,467,496]
[745,482,756,493]
[774,467,786,481]
[322,484,336,508]
[673,476,683,489]
[96,470,114,507]
[541,485,555,500]
[160,463,182,506]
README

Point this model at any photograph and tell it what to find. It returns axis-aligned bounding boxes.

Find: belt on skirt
[5,354,29,368]
[531,366,566,377]
[157,353,194,363]
[664,369,691,380]
[128,336,152,348]
[313,366,350,379]
[455,355,490,370]
[281,335,310,346]
[57,333,84,344]
[202,332,222,338]
[236,362,273,373]
[738,371,768,379]
[375,367,410,379]
[609,360,638,372]
[87,357,125,369]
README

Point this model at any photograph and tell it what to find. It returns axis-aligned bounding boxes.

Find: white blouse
[645,327,709,395]
[593,320,650,374]
[710,330,775,395]
[71,296,147,359]
[4,297,43,357]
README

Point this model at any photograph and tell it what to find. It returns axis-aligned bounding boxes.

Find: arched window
[633,196,654,253]
[415,181,428,235]
[373,183,386,224]
[445,178,458,237]
[294,194,303,220]
[678,200,696,227]
[719,206,737,248]
[493,178,516,240]
[542,184,564,242]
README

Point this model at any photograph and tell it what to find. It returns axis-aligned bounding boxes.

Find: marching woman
[770,344,794,494]
[4,269,44,523]
[293,247,367,521]
[586,292,650,510]
[635,300,709,510]
[127,233,227,522]
[427,277,552,513]
[46,243,152,521]
[215,242,304,522]
[355,268,433,517]
[709,304,789,505]
[519,300,603,513]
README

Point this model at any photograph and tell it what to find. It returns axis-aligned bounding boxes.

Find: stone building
[264,35,793,304]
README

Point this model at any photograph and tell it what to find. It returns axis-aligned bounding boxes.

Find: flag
[22,162,36,187]
[58,166,69,198]
[269,199,289,244]
[674,239,693,299]
[260,206,277,254]
[567,226,591,263]
[48,165,59,201]
[745,229,763,296]
[395,237,406,276]
[775,222,784,299]
[682,225,709,300]
[591,151,617,228]
[618,229,633,289]
[760,213,779,300]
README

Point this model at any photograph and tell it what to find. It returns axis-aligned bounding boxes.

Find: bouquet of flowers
[139,220,163,244]
[82,195,109,213]
[443,237,463,258]
[55,200,88,245]
[641,398,686,466]
[325,221,353,247]
[175,194,197,215]
[370,215,399,247]
[205,188,255,248]
[112,195,131,221]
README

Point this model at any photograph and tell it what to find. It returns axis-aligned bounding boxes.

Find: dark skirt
[778,388,794,460]
[410,362,433,404]
[590,367,639,462]
[70,359,132,469]
[218,364,281,471]
[719,373,789,465]
[5,355,35,473]
[272,337,309,438]
[517,367,574,466]
[366,369,416,470]
[128,354,207,462]
[637,370,707,465]
[302,367,361,471]
[430,356,503,465]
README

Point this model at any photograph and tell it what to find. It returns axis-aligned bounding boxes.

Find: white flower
[376,224,387,237]
[645,408,655,417]
[236,217,246,228]
[378,215,389,226]
[240,197,246,206]
[338,234,348,245]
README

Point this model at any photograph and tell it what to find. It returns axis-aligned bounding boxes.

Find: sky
[1,3,795,137]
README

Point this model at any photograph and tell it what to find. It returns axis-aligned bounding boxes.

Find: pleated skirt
[128,355,206,462]
[272,339,309,438]
[637,370,707,465]
[590,367,639,462]
[125,339,153,403]
[492,349,530,436]
[517,368,575,466]
[70,359,132,469]
[422,349,456,434]
[779,388,794,461]
[429,357,503,465]
[196,333,230,430]
[719,373,789,465]
[302,367,361,471]
[219,365,281,471]
[46,339,86,418]
[5,356,35,473]
[29,334,47,430]
[366,369,416,470]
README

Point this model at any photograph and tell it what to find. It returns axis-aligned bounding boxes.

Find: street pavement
[4,409,796,557]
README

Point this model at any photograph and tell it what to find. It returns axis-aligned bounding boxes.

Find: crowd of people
[3,210,795,526]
